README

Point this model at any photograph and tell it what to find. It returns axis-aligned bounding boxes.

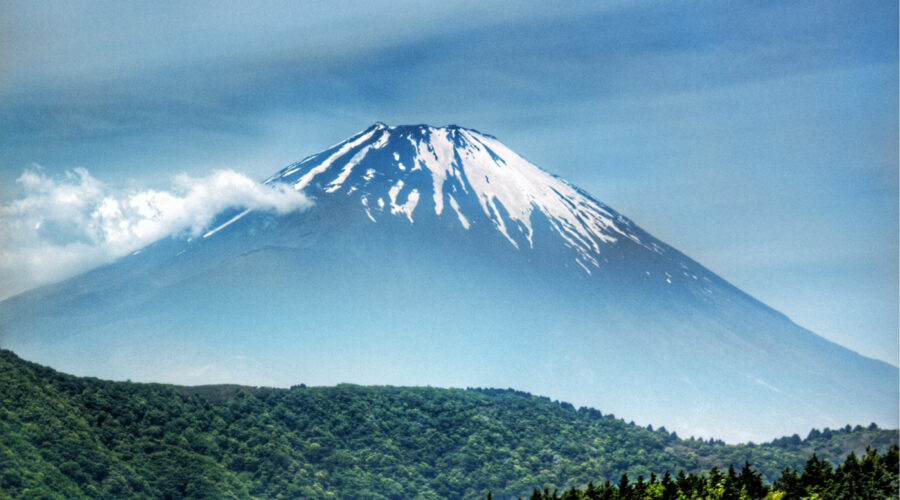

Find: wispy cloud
[0,168,311,299]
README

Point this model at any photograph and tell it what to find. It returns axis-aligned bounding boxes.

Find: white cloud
[0,167,312,300]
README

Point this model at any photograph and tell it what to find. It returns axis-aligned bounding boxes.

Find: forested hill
[1,350,896,499]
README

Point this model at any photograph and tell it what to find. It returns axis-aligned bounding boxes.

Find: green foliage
[509,445,899,499]
[1,349,897,499]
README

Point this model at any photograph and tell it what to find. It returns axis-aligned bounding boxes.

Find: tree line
[491,445,899,500]
[2,349,897,499]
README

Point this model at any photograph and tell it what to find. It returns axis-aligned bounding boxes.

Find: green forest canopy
[1,349,896,499]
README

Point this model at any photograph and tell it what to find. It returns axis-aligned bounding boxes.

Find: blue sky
[0,0,897,365]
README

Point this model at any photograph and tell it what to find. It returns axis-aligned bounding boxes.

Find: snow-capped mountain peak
[3,122,896,443]
[264,123,645,271]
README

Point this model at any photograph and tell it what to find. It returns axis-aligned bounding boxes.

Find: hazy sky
[1,1,897,365]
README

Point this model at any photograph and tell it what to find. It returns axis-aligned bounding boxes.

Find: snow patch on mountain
[293,128,377,192]
[448,195,470,230]
[325,145,371,194]
[266,123,662,271]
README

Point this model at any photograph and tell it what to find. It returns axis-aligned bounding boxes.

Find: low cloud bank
[0,167,311,300]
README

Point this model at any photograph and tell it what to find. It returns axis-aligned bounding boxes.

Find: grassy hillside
[1,349,896,499]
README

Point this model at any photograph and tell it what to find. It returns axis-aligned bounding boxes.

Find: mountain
[2,349,897,499]
[0,123,896,442]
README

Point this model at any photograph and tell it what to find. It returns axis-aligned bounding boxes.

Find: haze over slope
[0,123,895,442]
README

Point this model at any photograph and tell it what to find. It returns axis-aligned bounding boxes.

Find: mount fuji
[1,123,895,442]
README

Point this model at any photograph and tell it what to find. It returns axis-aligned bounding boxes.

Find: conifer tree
[737,460,768,499]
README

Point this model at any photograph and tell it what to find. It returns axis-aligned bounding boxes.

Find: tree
[772,467,805,499]
[618,473,632,500]
[737,461,768,499]
[799,454,832,495]
[721,464,740,500]
[660,470,678,500]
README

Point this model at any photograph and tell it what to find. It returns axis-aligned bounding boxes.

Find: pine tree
[618,473,632,500]
[721,464,740,500]
[737,460,767,499]
[773,467,805,499]
[584,481,600,500]
[660,470,678,500]
[799,453,832,496]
